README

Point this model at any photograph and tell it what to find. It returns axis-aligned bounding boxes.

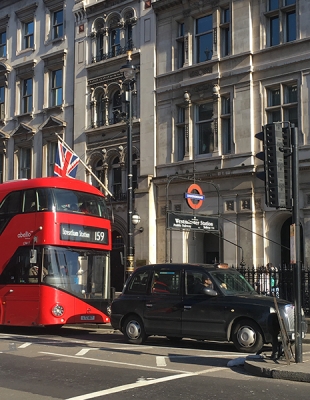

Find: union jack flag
[54,141,79,178]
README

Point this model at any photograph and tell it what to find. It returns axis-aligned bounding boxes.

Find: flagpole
[55,133,113,197]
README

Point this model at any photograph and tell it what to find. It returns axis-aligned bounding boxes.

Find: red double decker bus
[0,177,112,327]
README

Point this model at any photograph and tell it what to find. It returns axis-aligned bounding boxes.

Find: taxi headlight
[52,304,64,317]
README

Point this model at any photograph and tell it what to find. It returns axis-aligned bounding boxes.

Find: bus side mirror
[30,249,37,264]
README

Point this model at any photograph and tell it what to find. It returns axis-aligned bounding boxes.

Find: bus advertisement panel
[0,177,112,327]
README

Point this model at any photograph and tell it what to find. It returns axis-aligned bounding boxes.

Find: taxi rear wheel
[232,319,263,353]
[123,315,146,345]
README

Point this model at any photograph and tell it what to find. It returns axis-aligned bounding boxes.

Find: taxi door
[143,267,182,337]
[181,269,228,340]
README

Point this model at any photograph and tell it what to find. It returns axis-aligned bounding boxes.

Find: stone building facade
[1,0,310,291]
[152,0,310,269]
[0,0,76,181]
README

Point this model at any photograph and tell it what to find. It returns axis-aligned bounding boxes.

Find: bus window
[23,189,37,212]
[52,188,109,218]
[0,191,22,234]
[0,246,42,284]
[37,188,52,211]
[0,191,22,214]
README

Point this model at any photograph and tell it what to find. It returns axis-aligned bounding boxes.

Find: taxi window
[151,269,180,295]
[127,270,150,294]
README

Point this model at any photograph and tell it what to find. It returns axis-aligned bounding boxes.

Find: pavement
[243,318,310,383]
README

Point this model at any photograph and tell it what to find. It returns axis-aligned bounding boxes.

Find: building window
[176,22,185,68]
[95,93,106,127]
[96,30,104,62]
[196,102,214,155]
[19,147,31,179]
[221,96,232,154]
[286,11,296,42]
[24,21,34,49]
[126,23,133,50]
[112,157,122,200]
[0,86,4,120]
[196,15,213,63]
[220,8,230,57]
[41,50,66,110]
[92,12,136,63]
[110,26,121,57]
[266,0,296,47]
[266,82,298,128]
[111,90,122,124]
[0,31,6,58]
[53,9,63,40]
[22,78,33,114]
[51,69,63,106]
[176,106,185,161]
[48,141,57,176]
[94,159,104,190]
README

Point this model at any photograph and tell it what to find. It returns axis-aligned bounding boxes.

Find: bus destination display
[60,224,109,245]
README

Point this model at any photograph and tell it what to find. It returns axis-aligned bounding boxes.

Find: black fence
[236,264,310,316]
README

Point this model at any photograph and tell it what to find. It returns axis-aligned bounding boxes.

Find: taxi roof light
[216,263,229,269]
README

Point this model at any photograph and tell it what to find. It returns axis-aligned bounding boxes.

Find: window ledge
[44,36,65,46]
[15,112,33,119]
[16,48,35,56]
[43,104,64,112]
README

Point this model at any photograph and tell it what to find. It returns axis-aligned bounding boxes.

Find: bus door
[0,248,40,326]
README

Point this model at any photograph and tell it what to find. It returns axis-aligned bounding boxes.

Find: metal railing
[236,264,310,316]
[91,42,134,64]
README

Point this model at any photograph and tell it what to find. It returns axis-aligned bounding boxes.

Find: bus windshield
[43,246,109,299]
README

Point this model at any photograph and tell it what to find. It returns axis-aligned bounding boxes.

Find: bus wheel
[123,315,146,345]
[232,319,263,353]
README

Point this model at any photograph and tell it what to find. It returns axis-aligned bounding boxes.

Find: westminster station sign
[167,212,218,232]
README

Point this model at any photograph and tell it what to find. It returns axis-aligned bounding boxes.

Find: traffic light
[255,122,292,209]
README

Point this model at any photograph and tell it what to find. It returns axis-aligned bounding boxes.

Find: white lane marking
[66,373,193,400]
[39,352,189,374]
[156,356,167,367]
[66,367,224,400]
[75,348,99,356]
[18,343,32,348]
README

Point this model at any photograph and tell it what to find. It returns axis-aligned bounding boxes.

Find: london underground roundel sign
[185,184,205,210]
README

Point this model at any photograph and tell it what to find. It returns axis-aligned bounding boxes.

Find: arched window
[96,92,106,127]
[112,157,122,200]
[94,159,103,189]
[109,17,121,57]
[111,90,122,124]
[93,18,105,62]
[97,32,104,61]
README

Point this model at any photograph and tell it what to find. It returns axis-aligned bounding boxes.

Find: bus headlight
[52,304,64,317]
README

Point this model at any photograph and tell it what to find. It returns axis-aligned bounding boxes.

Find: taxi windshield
[209,270,255,294]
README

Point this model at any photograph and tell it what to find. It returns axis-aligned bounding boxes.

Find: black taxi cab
[110,263,307,353]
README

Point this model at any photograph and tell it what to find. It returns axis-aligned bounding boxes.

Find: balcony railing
[91,41,134,64]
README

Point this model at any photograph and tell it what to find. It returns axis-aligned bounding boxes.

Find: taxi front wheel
[232,319,263,353]
[123,315,146,345]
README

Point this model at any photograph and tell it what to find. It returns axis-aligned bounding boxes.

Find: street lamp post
[120,51,136,278]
